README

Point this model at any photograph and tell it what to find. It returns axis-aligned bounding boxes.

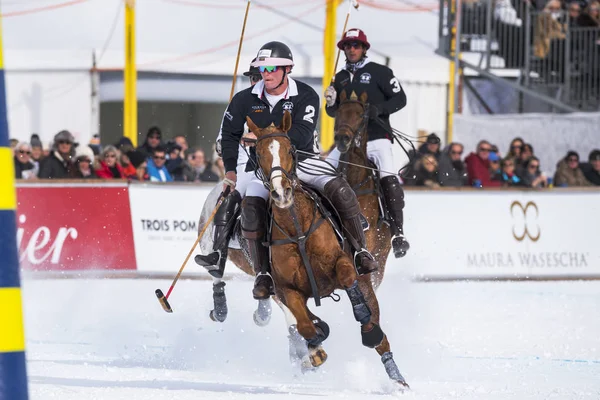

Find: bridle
[254,132,298,193]
[334,99,370,150]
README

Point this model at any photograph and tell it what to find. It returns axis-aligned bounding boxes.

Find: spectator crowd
[10,127,222,183]
[401,133,600,188]
[11,127,600,189]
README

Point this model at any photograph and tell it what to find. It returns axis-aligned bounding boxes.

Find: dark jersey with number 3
[219,77,320,173]
[326,60,407,142]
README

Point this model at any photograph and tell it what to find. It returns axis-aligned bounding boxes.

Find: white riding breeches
[245,150,342,199]
[366,138,398,179]
[318,139,399,179]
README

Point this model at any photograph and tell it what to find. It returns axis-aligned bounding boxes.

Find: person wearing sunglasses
[38,130,76,179]
[95,145,126,179]
[242,57,262,86]
[146,145,173,182]
[217,40,377,300]
[13,142,37,179]
[324,28,410,259]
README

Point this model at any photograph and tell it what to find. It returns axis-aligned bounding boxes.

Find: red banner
[16,185,137,271]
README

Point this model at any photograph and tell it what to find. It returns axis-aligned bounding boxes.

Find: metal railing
[438,0,600,111]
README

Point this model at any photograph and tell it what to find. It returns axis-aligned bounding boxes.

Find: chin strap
[273,69,288,91]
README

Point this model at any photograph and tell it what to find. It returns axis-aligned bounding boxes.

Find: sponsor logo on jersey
[282,101,294,112]
[252,105,267,112]
[359,73,371,84]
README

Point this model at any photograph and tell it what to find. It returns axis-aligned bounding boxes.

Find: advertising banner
[128,183,247,277]
[401,190,600,279]
[16,183,137,272]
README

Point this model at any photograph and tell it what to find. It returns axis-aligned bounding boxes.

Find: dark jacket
[38,151,75,179]
[437,146,468,187]
[220,78,320,173]
[14,157,36,179]
[326,58,407,142]
[580,163,600,186]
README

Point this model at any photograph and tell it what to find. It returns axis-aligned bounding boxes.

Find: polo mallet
[229,0,252,101]
[155,187,231,313]
[331,0,359,84]
[156,0,250,313]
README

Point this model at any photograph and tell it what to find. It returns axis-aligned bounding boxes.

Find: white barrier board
[130,184,600,280]
[400,190,599,279]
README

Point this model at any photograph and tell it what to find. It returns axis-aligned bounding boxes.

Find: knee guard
[213,190,242,250]
[323,177,361,219]
[241,196,268,239]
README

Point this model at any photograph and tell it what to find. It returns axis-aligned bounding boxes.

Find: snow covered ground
[21,274,600,399]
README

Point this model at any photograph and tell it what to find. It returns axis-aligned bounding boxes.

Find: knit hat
[589,149,600,162]
[75,145,95,162]
[30,134,43,148]
[126,150,147,168]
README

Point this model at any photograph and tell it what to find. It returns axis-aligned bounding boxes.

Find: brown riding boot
[324,177,378,275]
[242,196,274,299]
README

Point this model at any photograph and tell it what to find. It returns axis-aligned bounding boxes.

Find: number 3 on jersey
[390,77,402,93]
[303,105,315,123]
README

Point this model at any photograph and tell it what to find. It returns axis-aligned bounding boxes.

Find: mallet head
[155,289,173,313]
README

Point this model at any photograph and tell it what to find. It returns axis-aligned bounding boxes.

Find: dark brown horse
[333,91,394,329]
[246,111,408,388]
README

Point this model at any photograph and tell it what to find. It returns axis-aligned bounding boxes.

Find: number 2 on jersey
[303,105,315,123]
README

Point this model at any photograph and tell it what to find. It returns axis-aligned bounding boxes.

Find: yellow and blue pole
[0,9,30,400]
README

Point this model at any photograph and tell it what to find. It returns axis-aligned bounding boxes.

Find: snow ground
[21,274,600,399]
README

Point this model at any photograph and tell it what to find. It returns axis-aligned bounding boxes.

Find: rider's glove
[368,104,382,120]
[324,85,337,107]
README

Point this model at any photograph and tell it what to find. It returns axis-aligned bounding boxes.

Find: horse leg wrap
[361,323,384,348]
[211,281,227,322]
[381,352,408,385]
[345,280,371,325]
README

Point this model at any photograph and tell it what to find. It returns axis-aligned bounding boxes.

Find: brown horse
[332,91,394,339]
[245,111,408,388]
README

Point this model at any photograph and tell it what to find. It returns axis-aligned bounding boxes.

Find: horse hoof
[394,379,410,391]
[300,356,319,374]
[309,345,328,367]
[209,309,227,323]
[253,299,272,327]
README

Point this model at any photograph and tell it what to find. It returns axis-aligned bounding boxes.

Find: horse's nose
[270,189,280,200]
[284,187,292,199]
[334,134,350,146]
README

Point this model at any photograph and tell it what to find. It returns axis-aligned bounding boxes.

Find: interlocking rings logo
[510,201,540,242]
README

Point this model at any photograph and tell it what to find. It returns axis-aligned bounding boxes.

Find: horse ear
[359,92,368,104]
[340,90,347,102]
[246,116,261,137]
[281,111,292,133]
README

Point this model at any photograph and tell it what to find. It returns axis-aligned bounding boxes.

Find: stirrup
[353,248,378,275]
[253,272,274,299]
[194,250,221,269]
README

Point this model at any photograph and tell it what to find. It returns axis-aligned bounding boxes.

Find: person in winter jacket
[38,130,76,179]
[554,151,592,187]
[14,142,37,179]
[146,145,173,182]
[95,145,125,179]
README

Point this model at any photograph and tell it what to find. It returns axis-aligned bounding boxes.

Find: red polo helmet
[337,28,370,50]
